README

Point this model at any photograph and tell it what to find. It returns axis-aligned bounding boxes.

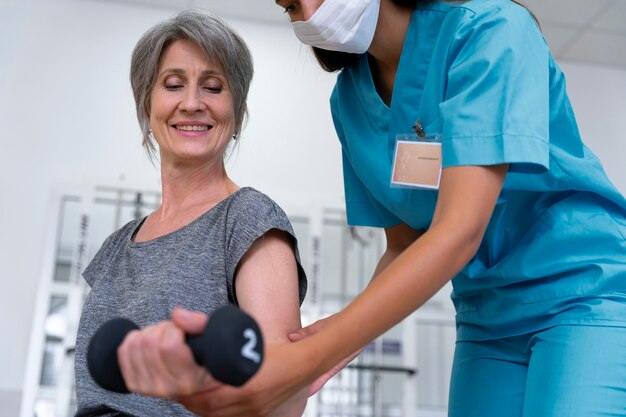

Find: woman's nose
[179,89,203,112]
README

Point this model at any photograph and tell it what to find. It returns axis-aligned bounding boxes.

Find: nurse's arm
[374,223,425,280]
[312,163,510,364]
[286,222,425,397]
[175,164,509,416]
[336,163,509,335]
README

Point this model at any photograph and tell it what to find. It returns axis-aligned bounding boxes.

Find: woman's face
[149,38,236,166]
[275,0,324,22]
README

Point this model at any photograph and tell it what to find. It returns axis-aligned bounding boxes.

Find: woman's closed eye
[165,83,183,91]
[203,81,223,94]
[164,75,184,90]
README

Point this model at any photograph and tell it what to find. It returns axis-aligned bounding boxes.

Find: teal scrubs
[330,0,626,343]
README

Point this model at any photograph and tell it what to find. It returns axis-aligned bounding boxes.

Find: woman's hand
[288,314,364,396]
[117,309,221,397]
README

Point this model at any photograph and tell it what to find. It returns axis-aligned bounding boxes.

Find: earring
[232,132,239,141]
[148,129,156,142]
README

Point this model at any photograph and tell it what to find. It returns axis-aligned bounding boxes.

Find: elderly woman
[73,10,307,417]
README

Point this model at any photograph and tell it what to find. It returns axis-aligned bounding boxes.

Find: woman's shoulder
[226,187,289,222]
[229,187,279,208]
[82,219,141,286]
[99,218,141,251]
[221,187,298,248]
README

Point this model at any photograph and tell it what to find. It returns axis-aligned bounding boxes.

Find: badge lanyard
[390,119,442,190]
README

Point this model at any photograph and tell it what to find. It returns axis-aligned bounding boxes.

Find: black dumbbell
[87,305,264,393]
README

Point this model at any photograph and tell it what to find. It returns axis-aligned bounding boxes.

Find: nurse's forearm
[372,225,425,281]
[370,248,401,282]
[302,221,477,377]
[267,386,308,417]
[369,227,425,284]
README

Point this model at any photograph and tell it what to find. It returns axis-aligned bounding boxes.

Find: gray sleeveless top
[74,187,307,416]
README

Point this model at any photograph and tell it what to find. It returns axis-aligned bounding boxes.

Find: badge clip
[412,119,426,139]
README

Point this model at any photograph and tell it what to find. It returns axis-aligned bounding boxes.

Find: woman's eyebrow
[158,68,224,78]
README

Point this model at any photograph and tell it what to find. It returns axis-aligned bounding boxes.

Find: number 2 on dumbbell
[241,328,261,364]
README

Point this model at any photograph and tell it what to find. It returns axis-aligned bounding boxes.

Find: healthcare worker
[131,1,626,416]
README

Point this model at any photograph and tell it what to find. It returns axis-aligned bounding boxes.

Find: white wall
[1,0,625,416]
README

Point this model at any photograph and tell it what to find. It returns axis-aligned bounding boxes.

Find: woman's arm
[116,228,308,416]
[233,229,309,416]
[177,164,509,416]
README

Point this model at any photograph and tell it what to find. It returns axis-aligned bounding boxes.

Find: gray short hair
[130,9,254,160]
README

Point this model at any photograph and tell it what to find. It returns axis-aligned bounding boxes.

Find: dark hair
[312,0,539,72]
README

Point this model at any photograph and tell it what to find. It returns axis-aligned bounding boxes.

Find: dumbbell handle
[87,305,264,393]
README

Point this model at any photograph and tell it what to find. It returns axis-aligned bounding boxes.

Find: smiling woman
[130,11,253,163]
[147,39,237,168]
[72,9,309,417]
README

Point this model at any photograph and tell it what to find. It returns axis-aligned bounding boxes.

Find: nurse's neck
[368,0,413,106]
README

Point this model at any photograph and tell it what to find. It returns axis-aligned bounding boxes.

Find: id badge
[391,133,442,190]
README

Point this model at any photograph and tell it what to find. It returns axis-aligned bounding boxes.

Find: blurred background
[0,0,625,416]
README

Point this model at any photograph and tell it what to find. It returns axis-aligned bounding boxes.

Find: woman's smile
[171,121,212,136]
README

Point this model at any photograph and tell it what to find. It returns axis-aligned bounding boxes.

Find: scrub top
[330,0,626,341]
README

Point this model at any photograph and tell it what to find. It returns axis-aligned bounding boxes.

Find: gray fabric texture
[74,187,307,417]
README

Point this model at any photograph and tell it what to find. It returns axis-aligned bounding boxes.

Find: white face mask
[291,0,381,54]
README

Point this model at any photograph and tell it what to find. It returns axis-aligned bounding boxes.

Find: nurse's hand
[117,309,222,397]
[288,314,365,396]
[174,341,316,417]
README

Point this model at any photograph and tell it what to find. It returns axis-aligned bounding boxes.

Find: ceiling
[524,0,626,68]
[97,0,626,68]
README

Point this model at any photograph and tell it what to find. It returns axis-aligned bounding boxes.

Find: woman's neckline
[128,186,250,246]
